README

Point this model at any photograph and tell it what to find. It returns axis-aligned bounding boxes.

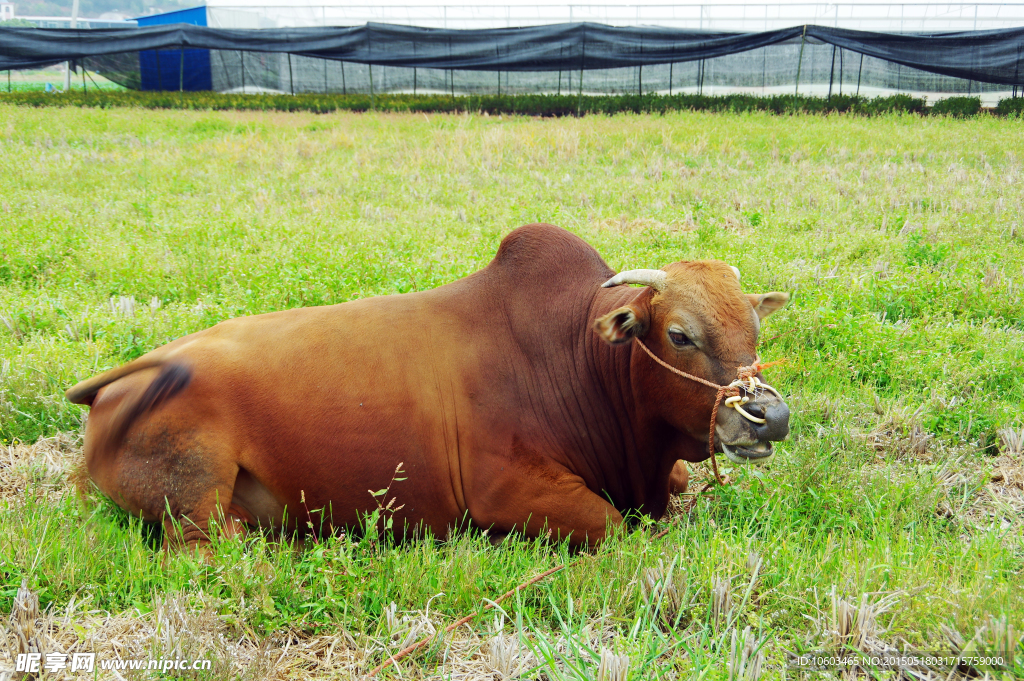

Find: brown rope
[708,390,728,485]
[633,337,768,486]
[365,518,687,677]
[363,338,779,678]
[681,480,720,515]
[364,564,567,677]
[365,519,687,677]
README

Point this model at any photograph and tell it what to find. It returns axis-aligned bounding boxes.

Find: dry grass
[0,581,551,680]
[1,585,296,680]
[811,589,1024,681]
[829,588,903,656]
[931,452,1024,536]
[727,627,765,681]
[640,557,691,629]
[590,216,697,235]
[482,627,533,678]
[0,432,84,503]
[997,426,1024,457]
[596,648,629,681]
[862,406,935,462]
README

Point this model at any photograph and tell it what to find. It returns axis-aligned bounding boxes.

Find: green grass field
[0,106,1021,679]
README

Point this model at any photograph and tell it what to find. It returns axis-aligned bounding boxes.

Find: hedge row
[1,90,1022,117]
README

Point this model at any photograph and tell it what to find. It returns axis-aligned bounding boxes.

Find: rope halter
[633,336,782,485]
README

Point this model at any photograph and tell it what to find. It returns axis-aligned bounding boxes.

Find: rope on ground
[363,563,566,677]
[365,343,784,676]
[363,516,692,678]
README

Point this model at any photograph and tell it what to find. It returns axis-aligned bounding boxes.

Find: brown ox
[66,224,789,550]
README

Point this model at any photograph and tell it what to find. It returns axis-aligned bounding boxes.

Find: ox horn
[601,269,667,291]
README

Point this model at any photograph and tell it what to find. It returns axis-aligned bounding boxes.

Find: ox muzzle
[715,389,790,464]
[632,337,790,465]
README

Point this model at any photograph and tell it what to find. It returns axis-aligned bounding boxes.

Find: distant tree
[11,0,201,18]
[0,18,36,25]
[8,1,65,17]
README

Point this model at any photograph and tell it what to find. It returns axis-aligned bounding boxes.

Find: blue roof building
[134,6,212,91]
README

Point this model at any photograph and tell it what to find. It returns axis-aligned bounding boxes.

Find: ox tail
[104,360,192,450]
[67,355,192,450]
[101,363,192,452]
[66,355,174,405]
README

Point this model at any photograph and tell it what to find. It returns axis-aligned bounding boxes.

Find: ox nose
[743,402,765,419]
[754,400,789,441]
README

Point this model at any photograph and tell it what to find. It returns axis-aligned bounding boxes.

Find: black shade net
[1,22,1022,95]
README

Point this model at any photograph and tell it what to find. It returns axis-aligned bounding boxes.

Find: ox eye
[668,330,692,347]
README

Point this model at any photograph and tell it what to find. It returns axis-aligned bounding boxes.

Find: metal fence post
[577,27,585,116]
[762,48,767,92]
[240,51,245,93]
[369,63,375,108]
[369,26,377,106]
[558,45,563,95]
[1011,44,1019,96]
[828,44,836,99]
[794,25,807,96]
[856,53,864,96]
[839,47,844,95]
[288,53,293,95]
[638,35,643,95]
[179,46,184,92]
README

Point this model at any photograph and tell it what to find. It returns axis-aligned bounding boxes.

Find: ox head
[594,262,790,464]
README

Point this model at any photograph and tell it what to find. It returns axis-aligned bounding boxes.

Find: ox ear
[747,292,790,320]
[594,305,648,345]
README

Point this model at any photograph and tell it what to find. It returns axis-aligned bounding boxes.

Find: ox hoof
[487,531,510,546]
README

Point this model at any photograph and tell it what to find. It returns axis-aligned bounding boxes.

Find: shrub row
[929,96,983,117]
[994,96,1024,116]
[0,90,1019,116]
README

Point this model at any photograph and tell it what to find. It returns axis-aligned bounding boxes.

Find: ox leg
[106,426,244,554]
[162,488,249,554]
[471,473,624,549]
[668,460,689,495]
